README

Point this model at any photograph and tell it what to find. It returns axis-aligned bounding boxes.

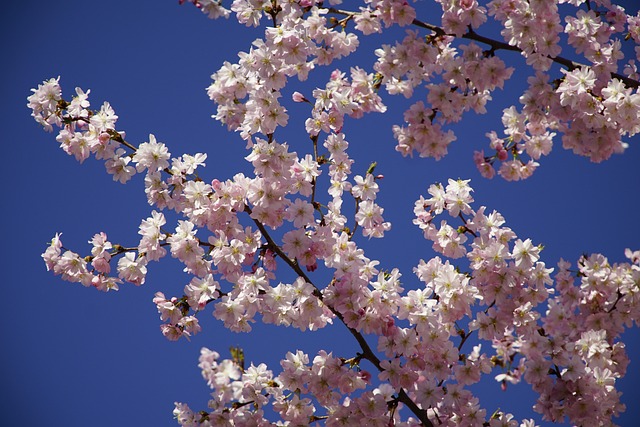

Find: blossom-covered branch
[29,0,640,426]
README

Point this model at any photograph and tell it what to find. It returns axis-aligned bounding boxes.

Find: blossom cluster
[379,32,513,159]
[31,0,640,426]
[32,80,389,339]
[473,0,640,179]
[205,2,370,140]
[412,178,639,425]
[191,0,640,179]
[173,348,375,426]
[165,177,640,427]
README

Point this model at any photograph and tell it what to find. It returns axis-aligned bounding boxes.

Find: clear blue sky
[2,1,639,426]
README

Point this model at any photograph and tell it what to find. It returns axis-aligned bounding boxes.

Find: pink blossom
[117,252,147,285]
[133,134,170,172]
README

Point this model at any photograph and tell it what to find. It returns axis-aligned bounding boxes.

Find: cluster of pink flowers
[205,2,369,140]
[27,79,139,182]
[31,0,640,426]
[42,232,122,291]
[195,0,640,179]
[173,348,374,426]
[178,0,229,20]
[167,176,640,426]
[377,30,514,160]
[302,67,387,136]
[411,178,640,425]
[472,1,640,179]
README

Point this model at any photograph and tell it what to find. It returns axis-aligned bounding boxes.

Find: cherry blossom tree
[29,0,640,426]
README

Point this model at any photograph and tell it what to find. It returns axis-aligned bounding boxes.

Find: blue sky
[2,1,639,426]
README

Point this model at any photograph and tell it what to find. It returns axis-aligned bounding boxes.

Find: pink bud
[292,91,307,103]
[306,261,318,272]
[460,0,474,10]
[98,132,110,144]
[497,149,508,161]
[91,275,102,288]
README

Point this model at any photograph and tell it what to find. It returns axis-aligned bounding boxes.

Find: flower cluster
[206,3,365,140]
[35,97,640,427]
[377,31,514,160]
[167,176,639,426]
[31,0,638,182]
[42,233,123,291]
[32,0,640,426]
[173,348,373,426]
[303,67,387,136]
[32,81,387,334]
[411,178,639,425]
[473,1,640,178]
